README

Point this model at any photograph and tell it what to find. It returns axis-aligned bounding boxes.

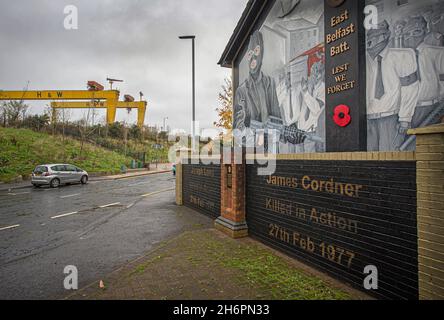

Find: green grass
[122,231,351,300]
[0,127,132,183]
[202,235,351,300]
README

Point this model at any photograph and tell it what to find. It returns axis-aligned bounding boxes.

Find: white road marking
[60,193,80,199]
[126,202,135,209]
[0,224,20,231]
[128,181,151,187]
[141,188,174,198]
[99,202,121,208]
[50,211,78,219]
[7,192,30,196]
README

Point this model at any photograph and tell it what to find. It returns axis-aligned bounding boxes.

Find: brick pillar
[408,123,444,299]
[214,150,248,238]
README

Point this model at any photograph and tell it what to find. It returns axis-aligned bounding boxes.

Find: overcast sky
[0,0,247,133]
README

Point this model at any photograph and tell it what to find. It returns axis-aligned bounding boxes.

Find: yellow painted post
[137,103,147,128]
[106,98,117,125]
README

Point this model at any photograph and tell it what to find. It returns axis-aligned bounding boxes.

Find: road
[0,173,212,299]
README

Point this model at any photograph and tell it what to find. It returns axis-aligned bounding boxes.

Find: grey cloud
[0,0,247,130]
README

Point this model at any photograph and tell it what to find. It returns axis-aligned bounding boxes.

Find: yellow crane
[51,100,147,128]
[0,89,119,123]
[0,82,148,127]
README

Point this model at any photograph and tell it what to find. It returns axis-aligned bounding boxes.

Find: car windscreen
[34,166,48,173]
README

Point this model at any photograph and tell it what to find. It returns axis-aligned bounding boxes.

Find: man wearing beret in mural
[366,20,419,151]
[401,15,444,150]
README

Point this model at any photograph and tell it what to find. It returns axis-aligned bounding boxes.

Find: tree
[129,124,142,140]
[0,102,6,127]
[59,108,72,141]
[108,122,124,139]
[77,107,98,157]
[213,76,233,130]
[2,100,29,126]
[22,114,50,131]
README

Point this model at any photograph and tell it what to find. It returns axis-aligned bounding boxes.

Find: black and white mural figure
[366,0,444,151]
[299,58,325,152]
[402,15,444,150]
[366,20,419,151]
[233,30,283,151]
[234,0,325,154]
[424,3,444,46]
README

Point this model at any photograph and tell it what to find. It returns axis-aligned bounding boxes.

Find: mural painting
[233,0,444,153]
[366,0,444,151]
[234,0,326,154]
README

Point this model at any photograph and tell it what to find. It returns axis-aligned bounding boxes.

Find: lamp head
[179,35,195,39]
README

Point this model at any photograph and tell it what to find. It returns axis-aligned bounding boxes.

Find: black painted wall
[246,160,417,300]
[324,0,367,151]
[183,164,221,218]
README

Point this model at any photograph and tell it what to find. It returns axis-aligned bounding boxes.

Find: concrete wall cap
[408,124,444,136]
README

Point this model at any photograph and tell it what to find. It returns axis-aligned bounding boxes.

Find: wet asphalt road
[0,173,212,299]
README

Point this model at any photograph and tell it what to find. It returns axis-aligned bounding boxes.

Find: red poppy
[333,104,351,127]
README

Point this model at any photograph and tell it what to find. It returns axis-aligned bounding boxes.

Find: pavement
[66,229,368,300]
[0,171,212,299]
[0,169,368,300]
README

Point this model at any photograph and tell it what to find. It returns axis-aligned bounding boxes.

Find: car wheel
[80,175,88,185]
[50,178,60,188]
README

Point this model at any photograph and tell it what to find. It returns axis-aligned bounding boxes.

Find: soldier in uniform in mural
[400,15,444,150]
[366,20,419,151]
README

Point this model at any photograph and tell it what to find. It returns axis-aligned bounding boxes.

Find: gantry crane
[51,100,147,128]
[0,81,147,127]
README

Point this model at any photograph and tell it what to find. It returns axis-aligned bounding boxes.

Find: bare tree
[1,102,6,127]
[78,107,97,157]
[2,100,29,126]
[59,108,72,142]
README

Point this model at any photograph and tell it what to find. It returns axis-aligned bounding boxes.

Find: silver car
[31,164,89,188]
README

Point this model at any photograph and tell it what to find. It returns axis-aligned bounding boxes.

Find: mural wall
[366,0,444,151]
[234,0,326,154]
[234,0,444,153]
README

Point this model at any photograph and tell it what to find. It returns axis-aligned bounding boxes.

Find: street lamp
[178,35,196,139]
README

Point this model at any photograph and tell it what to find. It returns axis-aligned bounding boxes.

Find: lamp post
[178,35,196,140]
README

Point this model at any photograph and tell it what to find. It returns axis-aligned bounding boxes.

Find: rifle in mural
[251,116,324,145]
[399,102,444,151]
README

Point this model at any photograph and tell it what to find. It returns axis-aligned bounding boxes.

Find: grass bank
[0,127,132,183]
